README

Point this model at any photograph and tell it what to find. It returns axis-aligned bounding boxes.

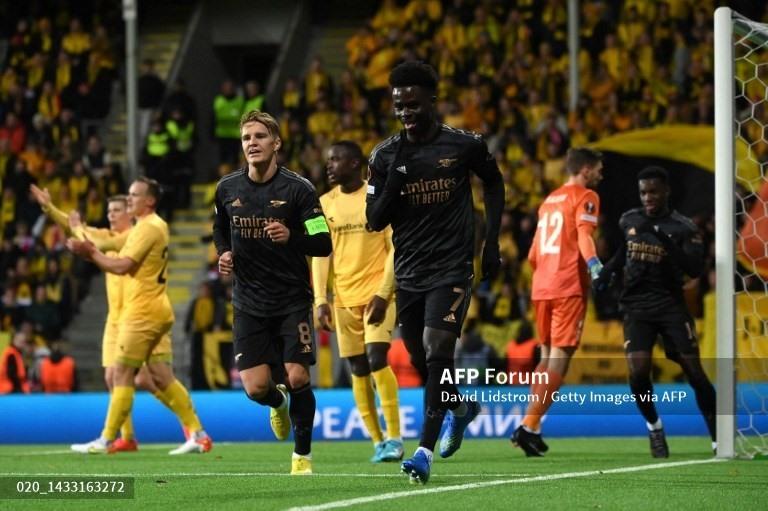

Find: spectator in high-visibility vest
[243,80,265,115]
[40,342,77,393]
[0,330,32,394]
[212,80,243,165]
[166,107,195,208]
[142,118,173,220]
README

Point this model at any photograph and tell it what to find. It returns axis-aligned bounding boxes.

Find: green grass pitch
[0,437,764,511]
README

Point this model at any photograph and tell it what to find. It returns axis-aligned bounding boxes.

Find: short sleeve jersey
[119,213,174,324]
[213,167,328,316]
[320,183,391,308]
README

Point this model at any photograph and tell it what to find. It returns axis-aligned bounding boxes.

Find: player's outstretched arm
[30,184,73,235]
[67,238,138,275]
[594,242,626,292]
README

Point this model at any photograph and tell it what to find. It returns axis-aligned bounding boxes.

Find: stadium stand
[5,0,763,391]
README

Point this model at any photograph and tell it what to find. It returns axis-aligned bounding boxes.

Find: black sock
[419,358,457,450]
[246,381,284,408]
[289,384,315,456]
[629,374,659,425]
[689,374,717,441]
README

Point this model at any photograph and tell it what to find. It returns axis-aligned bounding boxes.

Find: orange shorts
[533,295,587,348]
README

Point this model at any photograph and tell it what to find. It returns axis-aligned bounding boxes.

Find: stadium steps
[303,20,364,81]
[66,273,110,390]
[167,183,212,385]
[103,11,190,166]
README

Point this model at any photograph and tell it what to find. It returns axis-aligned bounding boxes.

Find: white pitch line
[11,444,235,456]
[285,458,727,511]
[0,472,529,479]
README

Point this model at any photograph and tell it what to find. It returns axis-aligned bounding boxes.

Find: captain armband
[304,216,330,235]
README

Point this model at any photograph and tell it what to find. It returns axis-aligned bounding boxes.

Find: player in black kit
[366,61,504,484]
[595,166,716,457]
[213,110,331,475]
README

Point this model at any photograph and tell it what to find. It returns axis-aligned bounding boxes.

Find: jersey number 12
[538,211,563,254]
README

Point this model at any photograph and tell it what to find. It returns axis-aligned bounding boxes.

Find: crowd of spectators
[0,2,124,393]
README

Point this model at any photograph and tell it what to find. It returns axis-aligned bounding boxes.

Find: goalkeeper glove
[587,256,603,282]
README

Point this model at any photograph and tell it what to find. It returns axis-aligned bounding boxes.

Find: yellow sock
[159,379,203,433]
[351,374,383,444]
[372,366,400,439]
[101,386,135,441]
[120,413,135,441]
[152,389,173,409]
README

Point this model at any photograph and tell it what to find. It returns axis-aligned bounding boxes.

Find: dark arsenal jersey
[213,167,328,316]
[366,125,502,292]
[614,208,704,315]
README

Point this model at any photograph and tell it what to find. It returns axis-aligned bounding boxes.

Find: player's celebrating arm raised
[512,148,604,457]
[366,61,504,484]
[213,110,331,475]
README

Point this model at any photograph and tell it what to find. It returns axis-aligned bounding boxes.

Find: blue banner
[0,384,765,444]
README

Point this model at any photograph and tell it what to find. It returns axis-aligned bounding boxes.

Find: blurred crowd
[0,1,125,393]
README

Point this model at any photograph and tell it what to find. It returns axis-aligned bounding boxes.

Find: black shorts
[397,281,472,339]
[233,307,316,371]
[623,310,699,357]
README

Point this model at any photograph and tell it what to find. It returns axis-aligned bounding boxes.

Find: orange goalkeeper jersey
[529,183,600,300]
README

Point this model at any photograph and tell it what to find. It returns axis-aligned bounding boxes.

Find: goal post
[715,7,768,459]
[714,5,735,460]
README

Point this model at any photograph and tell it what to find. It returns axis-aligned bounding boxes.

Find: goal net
[716,7,768,459]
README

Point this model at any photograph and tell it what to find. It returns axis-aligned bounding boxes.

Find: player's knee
[366,343,389,372]
[243,381,270,401]
[424,338,455,364]
[134,371,152,391]
[286,371,310,390]
[424,328,457,360]
[347,354,370,377]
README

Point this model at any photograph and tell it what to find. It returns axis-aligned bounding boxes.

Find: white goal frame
[714,6,735,459]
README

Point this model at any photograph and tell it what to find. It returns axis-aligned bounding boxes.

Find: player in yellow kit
[67,177,212,454]
[31,185,193,452]
[313,141,403,462]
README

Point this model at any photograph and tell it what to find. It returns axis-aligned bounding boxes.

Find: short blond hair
[240,110,280,138]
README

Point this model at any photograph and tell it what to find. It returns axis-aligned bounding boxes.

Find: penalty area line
[285,458,727,511]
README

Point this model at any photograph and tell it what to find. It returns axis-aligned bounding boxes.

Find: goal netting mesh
[732,11,768,458]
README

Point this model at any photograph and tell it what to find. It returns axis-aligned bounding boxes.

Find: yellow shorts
[335,301,396,358]
[117,320,174,368]
[104,321,173,367]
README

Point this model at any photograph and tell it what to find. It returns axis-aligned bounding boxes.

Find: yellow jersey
[74,226,130,324]
[313,183,394,308]
[119,213,173,324]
